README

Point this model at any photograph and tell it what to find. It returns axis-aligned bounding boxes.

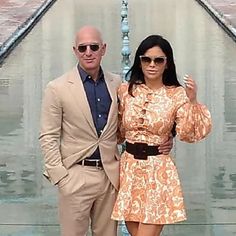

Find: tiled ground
[198,0,236,30]
[0,0,48,45]
[208,0,236,24]
[0,0,55,60]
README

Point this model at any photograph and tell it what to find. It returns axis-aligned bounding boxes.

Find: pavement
[0,0,235,63]
[195,0,236,40]
[0,0,56,62]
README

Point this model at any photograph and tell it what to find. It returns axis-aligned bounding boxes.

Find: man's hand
[158,136,174,155]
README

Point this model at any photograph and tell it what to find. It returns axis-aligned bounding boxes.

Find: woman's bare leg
[136,223,164,236]
[125,221,139,236]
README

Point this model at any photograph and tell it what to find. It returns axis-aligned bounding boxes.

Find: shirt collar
[77,64,104,83]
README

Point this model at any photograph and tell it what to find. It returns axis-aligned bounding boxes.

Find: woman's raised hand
[183,74,197,104]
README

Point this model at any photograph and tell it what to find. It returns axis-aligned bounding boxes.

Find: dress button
[141,109,146,115]
[138,118,144,123]
[137,127,145,131]
[147,93,152,100]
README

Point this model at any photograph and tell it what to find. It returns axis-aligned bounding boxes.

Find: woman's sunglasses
[139,55,167,65]
[77,44,100,53]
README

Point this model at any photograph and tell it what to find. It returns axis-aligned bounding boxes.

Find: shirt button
[98,114,102,118]
[97,98,101,102]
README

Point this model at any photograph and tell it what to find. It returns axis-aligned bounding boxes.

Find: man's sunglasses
[139,55,167,65]
[77,44,100,53]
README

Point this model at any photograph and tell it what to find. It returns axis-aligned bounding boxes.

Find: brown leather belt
[78,159,103,169]
[126,141,161,160]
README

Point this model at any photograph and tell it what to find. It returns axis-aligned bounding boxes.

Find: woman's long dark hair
[126,35,181,96]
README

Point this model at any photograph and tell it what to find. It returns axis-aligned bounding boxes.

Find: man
[39,26,173,236]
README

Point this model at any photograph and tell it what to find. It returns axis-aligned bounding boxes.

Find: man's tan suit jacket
[39,67,122,190]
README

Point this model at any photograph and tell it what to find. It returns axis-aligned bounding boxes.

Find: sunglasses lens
[140,55,166,65]
[90,44,99,51]
[140,56,152,64]
[77,44,100,53]
[154,57,165,64]
[78,45,87,53]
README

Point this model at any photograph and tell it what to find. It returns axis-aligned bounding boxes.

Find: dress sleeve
[175,87,212,143]
[117,83,128,144]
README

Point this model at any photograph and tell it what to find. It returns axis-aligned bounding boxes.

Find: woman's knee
[125,221,139,236]
[136,223,164,236]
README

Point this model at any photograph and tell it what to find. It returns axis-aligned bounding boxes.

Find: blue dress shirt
[78,65,111,160]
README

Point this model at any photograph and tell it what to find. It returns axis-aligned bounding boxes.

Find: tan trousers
[57,164,117,236]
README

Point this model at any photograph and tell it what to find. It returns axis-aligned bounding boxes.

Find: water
[0,0,236,235]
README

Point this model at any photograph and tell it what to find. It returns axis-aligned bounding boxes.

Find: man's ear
[101,43,107,56]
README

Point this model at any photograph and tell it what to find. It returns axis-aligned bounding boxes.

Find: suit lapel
[102,72,117,134]
[67,67,97,137]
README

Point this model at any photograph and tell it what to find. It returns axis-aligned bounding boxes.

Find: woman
[111,35,212,236]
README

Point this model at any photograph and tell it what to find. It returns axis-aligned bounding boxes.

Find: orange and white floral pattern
[111,83,212,224]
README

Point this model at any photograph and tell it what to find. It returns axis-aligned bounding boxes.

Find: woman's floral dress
[111,83,212,224]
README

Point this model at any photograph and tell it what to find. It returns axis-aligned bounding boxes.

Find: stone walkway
[0,0,56,61]
[196,0,236,40]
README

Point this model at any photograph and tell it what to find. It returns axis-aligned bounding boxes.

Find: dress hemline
[111,216,187,225]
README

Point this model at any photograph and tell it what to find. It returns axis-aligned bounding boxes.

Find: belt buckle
[95,160,103,170]
[134,142,148,160]
[81,160,85,166]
